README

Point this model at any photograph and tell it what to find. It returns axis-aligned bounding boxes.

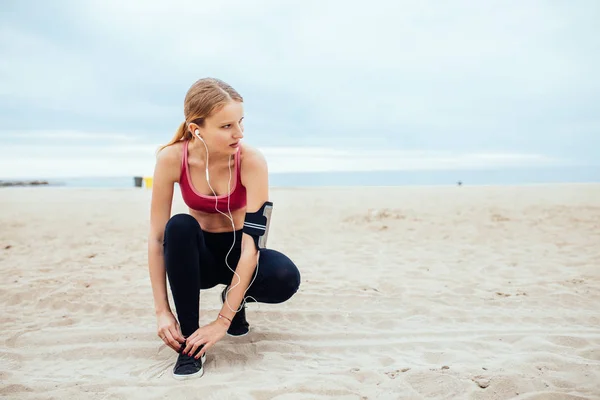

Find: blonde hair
[158,78,243,153]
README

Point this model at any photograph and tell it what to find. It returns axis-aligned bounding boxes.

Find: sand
[1,183,599,399]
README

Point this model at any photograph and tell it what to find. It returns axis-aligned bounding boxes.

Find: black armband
[243,201,273,250]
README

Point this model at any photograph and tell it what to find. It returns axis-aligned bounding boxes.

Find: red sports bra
[179,140,247,213]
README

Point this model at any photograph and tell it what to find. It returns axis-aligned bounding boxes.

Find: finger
[169,326,185,343]
[176,340,186,353]
[163,330,180,352]
[173,323,186,343]
[190,339,205,357]
[183,337,197,355]
[183,330,203,354]
[195,343,209,359]
[159,328,172,341]
[159,332,170,348]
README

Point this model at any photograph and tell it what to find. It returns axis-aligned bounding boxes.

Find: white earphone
[192,125,259,313]
[194,129,209,180]
[194,129,204,142]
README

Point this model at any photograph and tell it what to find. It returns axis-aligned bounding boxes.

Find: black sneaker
[172,346,206,380]
[221,286,250,336]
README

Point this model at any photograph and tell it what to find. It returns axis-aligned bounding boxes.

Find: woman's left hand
[181,319,229,359]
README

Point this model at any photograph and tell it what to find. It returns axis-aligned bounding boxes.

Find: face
[192,100,245,153]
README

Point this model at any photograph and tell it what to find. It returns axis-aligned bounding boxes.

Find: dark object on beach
[0,180,49,187]
[134,176,143,187]
[457,181,463,186]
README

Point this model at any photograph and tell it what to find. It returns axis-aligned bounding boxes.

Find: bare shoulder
[156,140,183,165]
[240,142,268,200]
[240,142,267,171]
[240,143,268,181]
[155,141,184,182]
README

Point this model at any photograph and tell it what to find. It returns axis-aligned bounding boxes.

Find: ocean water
[8,165,600,188]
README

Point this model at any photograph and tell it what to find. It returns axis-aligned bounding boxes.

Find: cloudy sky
[1,0,598,178]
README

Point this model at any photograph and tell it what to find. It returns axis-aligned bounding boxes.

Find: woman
[147,77,301,380]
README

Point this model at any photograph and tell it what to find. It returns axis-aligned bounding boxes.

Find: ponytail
[156,121,191,154]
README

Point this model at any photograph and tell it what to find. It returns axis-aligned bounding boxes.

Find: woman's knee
[260,250,300,303]
[163,214,201,275]
[164,213,200,242]
[280,260,301,297]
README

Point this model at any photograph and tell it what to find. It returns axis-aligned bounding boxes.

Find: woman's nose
[233,125,244,138]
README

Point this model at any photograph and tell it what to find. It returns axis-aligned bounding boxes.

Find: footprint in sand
[385,368,411,379]
[0,384,34,397]
[405,370,466,398]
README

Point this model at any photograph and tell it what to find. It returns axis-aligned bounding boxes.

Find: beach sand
[1,184,599,399]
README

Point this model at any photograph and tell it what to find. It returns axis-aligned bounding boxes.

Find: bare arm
[148,145,187,352]
[147,146,178,315]
[219,145,270,321]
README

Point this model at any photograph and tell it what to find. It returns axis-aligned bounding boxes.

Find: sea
[4,165,599,188]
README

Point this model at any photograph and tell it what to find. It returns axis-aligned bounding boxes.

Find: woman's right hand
[156,310,186,352]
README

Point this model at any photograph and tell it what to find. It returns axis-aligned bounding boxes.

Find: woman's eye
[223,119,243,129]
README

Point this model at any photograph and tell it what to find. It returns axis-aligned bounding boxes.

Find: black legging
[163,213,301,336]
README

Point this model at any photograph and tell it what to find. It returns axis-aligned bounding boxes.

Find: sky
[1,0,599,178]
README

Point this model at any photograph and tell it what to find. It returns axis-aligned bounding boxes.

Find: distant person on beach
[147,78,301,380]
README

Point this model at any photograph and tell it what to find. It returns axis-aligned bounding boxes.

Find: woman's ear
[187,123,196,135]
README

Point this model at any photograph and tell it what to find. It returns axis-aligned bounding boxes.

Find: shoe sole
[172,353,207,380]
[227,330,249,337]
